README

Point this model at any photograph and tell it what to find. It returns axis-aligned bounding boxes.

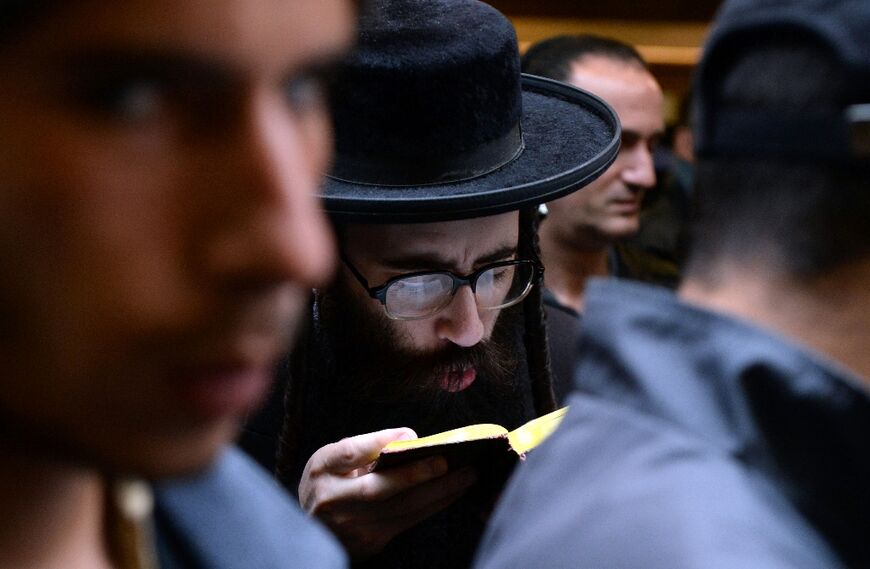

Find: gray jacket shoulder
[474,396,844,569]
[155,447,346,569]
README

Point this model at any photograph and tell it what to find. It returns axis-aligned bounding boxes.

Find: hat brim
[320,74,621,223]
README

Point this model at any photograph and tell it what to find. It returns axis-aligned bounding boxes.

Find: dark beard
[315,277,530,438]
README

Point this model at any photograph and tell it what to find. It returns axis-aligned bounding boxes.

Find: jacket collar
[579,279,869,456]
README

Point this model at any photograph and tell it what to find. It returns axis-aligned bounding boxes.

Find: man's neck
[679,259,870,383]
[0,443,113,569]
[540,225,610,313]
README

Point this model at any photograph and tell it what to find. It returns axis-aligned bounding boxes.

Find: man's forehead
[569,58,661,104]
[342,212,520,268]
[5,0,354,75]
[568,58,664,138]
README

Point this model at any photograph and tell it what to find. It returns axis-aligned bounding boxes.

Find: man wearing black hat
[240,1,619,567]
[473,1,870,568]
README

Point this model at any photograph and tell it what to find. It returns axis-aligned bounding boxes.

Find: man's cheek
[481,309,503,341]
[387,320,432,353]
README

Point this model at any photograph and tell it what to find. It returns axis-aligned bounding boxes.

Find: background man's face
[0,0,353,476]
[336,212,521,393]
[546,55,664,248]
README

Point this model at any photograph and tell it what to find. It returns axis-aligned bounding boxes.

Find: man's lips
[439,366,477,393]
[173,364,272,420]
[609,199,641,214]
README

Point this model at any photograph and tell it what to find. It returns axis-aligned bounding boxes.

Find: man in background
[521,35,665,398]
[0,1,354,567]
[474,0,870,567]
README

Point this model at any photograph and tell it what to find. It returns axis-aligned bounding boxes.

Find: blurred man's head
[524,35,664,248]
[682,0,870,381]
[687,8,870,283]
[0,0,354,476]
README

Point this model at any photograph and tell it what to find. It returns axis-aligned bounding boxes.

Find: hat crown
[329,0,523,181]
[318,0,622,223]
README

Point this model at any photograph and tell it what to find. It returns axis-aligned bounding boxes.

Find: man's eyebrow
[476,245,520,265]
[623,128,666,144]
[60,48,233,86]
[381,245,518,271]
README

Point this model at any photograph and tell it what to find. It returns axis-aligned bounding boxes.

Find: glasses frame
[340,253,544,320]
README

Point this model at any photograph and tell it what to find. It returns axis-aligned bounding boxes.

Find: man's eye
[621,132,640,149]
[491,268,510,281]
[75,76,167,122]
[285,73,327,113]
[285,63,339,114]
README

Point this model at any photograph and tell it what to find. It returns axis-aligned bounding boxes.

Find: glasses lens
[384,273,454,319]
[475,262,535,309]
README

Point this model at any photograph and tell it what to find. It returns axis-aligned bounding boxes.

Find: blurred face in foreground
[0,0,354,476]
[546,55,664,248]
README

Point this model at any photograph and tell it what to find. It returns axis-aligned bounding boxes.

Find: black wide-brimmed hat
[320,0,621,223]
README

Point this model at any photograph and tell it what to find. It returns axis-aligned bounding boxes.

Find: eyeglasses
[340,253,543,321]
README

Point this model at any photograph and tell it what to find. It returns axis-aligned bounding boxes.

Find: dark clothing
[612,239,682,289]
[542,240,683,403]
[620,156,694,289]
[155,447,346,569]
[475,279,870,569]
[542,289,580,405]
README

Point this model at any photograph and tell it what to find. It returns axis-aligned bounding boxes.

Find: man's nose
[621,144,657,190]
[435,285,486,347]
[203,89,336,291]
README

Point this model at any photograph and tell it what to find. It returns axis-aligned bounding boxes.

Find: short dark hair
[521,34,647,82]
[1,1,58,43]
[687,40,870,280]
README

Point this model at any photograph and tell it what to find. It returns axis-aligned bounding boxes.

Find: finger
[322,454,450,508]
[346,466,476,523]
[312,428,417,475]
